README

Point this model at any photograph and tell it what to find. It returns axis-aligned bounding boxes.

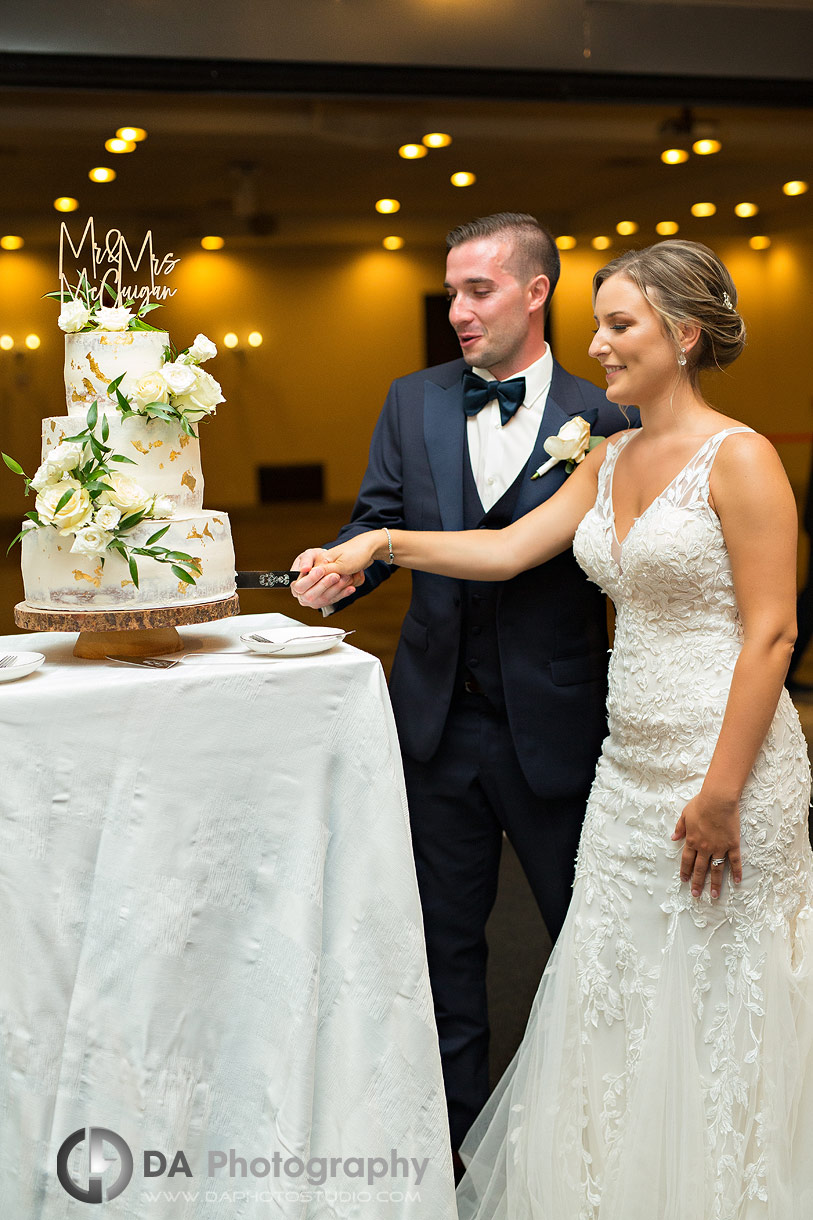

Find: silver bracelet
[382,526,395,565]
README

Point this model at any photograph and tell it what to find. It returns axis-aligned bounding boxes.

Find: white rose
[30,463,59,492]
[98,472,152,516]
[45,440,84,477]
[543,416,593,464]
[162,361,198,396]
[149,495,175,520]
[35,478,92,535]
[94,504,121,530]
[58,299,91,333]
[95,305,133,331]
[183,333,218,365]
[133,371,170,410]
[70,524,112,555]
[173,367,225,422]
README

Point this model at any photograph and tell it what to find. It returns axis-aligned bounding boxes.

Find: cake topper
[59,217,179,308]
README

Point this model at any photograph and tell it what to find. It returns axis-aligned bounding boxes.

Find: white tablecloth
[0,614,456,1218]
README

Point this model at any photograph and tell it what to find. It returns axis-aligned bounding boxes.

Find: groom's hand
[290,547,361,609]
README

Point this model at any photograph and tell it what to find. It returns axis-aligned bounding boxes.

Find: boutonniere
[531,415,603,479]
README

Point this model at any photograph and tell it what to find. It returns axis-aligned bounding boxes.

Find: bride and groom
[291,214,813,1217]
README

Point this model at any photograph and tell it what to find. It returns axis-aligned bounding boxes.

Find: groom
[291,213,635,1156]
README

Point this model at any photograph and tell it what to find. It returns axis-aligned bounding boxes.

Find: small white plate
[0,652,46,682]
[240,628,348,657]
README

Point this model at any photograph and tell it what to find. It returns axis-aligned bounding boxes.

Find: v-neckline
[609,428,732,549]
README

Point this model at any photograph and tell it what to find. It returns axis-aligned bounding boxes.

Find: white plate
[0,652,46,682]
[240,629,348,657]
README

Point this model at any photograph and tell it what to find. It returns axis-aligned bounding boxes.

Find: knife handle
[236,571,301,589]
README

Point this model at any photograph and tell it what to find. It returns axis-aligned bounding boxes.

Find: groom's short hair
[445,212,560,297]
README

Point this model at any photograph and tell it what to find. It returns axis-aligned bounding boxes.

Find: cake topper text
[59,218,180,306]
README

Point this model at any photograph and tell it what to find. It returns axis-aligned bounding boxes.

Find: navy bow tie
[462,371,526,427]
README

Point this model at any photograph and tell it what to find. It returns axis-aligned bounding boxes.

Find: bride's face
[589,273,681,405]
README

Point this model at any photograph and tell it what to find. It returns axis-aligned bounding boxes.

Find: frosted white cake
[20,328,236,611]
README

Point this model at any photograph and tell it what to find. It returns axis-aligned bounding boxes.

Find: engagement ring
[711,857,726,867]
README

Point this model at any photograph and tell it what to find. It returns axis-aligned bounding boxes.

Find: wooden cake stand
[14,595,241,659]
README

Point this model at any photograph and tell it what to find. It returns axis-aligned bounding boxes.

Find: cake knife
[236,570,301,589]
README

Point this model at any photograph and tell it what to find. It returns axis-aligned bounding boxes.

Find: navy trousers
[402,688,590,1151]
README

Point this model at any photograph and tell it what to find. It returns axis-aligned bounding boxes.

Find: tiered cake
[19,325,236,611]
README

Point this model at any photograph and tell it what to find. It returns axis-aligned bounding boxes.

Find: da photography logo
[57,1128,134,1204]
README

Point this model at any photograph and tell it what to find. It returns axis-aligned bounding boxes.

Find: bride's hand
[672,792,743,901]
[324,530,385,579]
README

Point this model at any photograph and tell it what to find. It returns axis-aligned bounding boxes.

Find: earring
[678,348,687,367]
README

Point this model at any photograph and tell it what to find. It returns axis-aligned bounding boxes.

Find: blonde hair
[593,240,746,387]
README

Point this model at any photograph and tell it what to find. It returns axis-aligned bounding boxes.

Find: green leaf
[144,404,173,422]
[6,527,31,552]
[129,318,163,333]
[89,437,105,463]
[24,510,42,524]
[587,435,605,452]
[102,281,117,302]
[101,414,109,442]
[163,549,196,563]
[2,453,25,476]
[107,373,125,392]
[171,564,196,585]
[180,416,198,439]
[62,430,89,444]
[115,389,131,414]
[87,401,98,431]
[128,555,140,588]
[54,488,75,514]
[145,524,171,546]
[109,454,138,465]
[118,510,146,531]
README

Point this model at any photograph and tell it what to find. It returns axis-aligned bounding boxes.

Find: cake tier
[21,512,235,611]
[65,330,168,415]
[43,414,204,511]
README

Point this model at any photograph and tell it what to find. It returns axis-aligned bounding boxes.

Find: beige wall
[2,232,812,526]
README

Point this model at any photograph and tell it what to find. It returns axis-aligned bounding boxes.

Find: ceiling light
[555,236,576,250]
[375,198,400,214]
[450,172,476,187]
[656,221,679,236]
[616,221,639,236]
[0,235,24,250]
[0,335,14,350]
[749,235,771,250]
[783,180,809,196]
[200,235,225,251]
[247,332,263,348]
[89,167,116,183]
[116,127,147,142]
[661,148,689,165]
[422,133,452,148]
[105,138,136,154]
[25,334,41,350]
[382,236,404,250]
[691,202,716,217]
[734,202,759,218]
[398,144,427,160]
[53,197,79,213]
[223,332,239,349]
[591,236,611,250]
[692,138,721,155]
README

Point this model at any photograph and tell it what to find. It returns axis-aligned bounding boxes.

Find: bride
[318,240,813,1219]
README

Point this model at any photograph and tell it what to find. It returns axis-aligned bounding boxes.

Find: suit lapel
[424,378,466,532]
[513,363,599,520]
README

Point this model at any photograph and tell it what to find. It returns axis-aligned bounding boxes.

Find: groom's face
[444,236,548,380]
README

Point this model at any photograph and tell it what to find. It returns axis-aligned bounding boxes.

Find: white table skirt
[0,613,456,1218]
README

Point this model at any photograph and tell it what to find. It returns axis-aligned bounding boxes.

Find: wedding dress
[457,428,813,1220]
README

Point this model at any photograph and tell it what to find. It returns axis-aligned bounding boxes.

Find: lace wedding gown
[457,428,813,1220]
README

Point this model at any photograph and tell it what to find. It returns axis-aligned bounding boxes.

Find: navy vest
[459,450,525,713]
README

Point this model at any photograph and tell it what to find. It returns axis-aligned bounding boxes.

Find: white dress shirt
[466,347,554,511]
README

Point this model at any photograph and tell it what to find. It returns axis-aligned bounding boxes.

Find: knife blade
[236,570,301,589]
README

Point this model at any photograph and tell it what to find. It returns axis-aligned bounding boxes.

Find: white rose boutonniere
[95,305,134,331]
[532,416,602,479]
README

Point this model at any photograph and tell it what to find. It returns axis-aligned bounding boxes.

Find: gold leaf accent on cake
[121,580,135,588]
[187,524,213,541]
[50,420,57,432]
[179,433,190,449]
[213,517,222,524]
[177,581,192,595]
[73,562,103,587]
[99,332,133,345]
[82,377,96,396]
[169,449,180,462]
[71,388,86,403]
[181,470,197,492]
[159,463,164,469]
[131,439,164,455]
[86,352,106,381]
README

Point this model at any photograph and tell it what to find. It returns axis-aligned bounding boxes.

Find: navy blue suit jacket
[330,357,637,798]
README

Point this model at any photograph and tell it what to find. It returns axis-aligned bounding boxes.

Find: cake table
[0,613,456,1218]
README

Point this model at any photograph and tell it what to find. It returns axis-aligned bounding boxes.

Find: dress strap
[597,429,637,514]
[673,426,755,509]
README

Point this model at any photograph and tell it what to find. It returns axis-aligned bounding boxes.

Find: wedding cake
[10,301,236,612]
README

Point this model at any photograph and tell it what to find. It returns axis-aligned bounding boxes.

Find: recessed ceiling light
[555,236,576,250]
[661,148,689,165]
[53,197,79,213]
[398,144,427,160]
[247,332,263,347]
[25,334,41,350]
[0,235,24,250]
[691,202,717,217]
[783,180,808,196]
[223,332,239,349]
[656,221,680,235]
[89,167,116,183]
[450,172,476,187]
[0,334,14,350]
[200,236,225,251]
[105,138,136,154]
[382,236,404,250]
[734,202,759,218]
[616,221,639,236]
[693,138,721,155]
[116,126,147,142]
[375,198,400,214]
[422,133,452,148]
[749,235,771,250]
[591,236,611,250]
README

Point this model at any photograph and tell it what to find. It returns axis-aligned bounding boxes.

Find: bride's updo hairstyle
[593,240,746,388]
